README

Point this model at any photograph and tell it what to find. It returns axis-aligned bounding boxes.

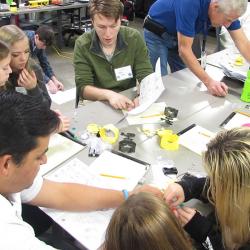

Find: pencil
[140,112,164,118]
[198,131,211,138]
[100,173,126,179]
[235,110,250,117]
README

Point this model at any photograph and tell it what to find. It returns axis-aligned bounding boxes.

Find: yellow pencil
[100,173,126,179]
[140,112,164,119]
[235,110,250,117]
[198,131,211,138]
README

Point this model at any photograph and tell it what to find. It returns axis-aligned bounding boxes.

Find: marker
[100,173,126,179]
[140,113,164,119]
[219,112,236,127]
[177,124,196,136]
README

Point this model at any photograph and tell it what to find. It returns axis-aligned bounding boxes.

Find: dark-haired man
[25,25,64,94]
[0,91,161,249]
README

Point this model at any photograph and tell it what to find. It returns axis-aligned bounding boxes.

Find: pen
[140,113,164,119]
[100,173,126,179]
[220,112,236,127]
[177,124,196,136]
[65,130,75,138]
[60,132,87,147]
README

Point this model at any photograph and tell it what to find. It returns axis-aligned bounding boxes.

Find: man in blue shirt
[25,26,64,94]
[144,0,250,97]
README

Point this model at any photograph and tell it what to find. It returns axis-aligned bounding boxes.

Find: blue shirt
[25,30,54,82]
[149,0,241,37]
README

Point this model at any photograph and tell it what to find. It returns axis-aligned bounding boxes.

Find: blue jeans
[144,28,185,76]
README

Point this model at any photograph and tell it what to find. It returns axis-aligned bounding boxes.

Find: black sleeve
[177,174,207,202]
[27,61,51,107]
[184,211,224,250]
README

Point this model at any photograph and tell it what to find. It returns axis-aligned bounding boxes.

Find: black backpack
[121,0,135,21]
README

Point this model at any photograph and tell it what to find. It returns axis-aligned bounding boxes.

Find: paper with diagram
[42,152,148,249]
[128,59,165,115]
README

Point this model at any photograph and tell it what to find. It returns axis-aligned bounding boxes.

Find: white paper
[49,87,76,105]
[43,154,148,250]
[223,112,250,130]
[219,52,249,82]
[128,59,165,115]
[39,133,85,176]
[89,151,148,191]
[179,125,215,155]
[43,158,114,250]
[124,102,166,125]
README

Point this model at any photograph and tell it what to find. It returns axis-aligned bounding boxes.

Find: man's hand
[132,96,139,108]
[131,184,163,199]
[18,69,37,90]
[107,91,134,110]
[54,109,70,133]
[52,77,64,91]
[47,80,58,94]
[164,183,185,207]
[176,206,196,226]
[206,79,228,97]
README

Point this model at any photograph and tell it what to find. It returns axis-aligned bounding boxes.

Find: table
[0,2,88,48]
[45,52,249,249]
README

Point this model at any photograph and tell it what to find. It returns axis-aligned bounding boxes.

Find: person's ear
[0,155,12,176]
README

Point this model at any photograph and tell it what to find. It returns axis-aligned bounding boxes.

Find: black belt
[143,15,166,37]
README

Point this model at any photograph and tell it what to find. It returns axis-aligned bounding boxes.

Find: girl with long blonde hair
[164,127,250,249]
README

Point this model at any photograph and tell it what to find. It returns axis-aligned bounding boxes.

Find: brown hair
[89,0,124,21]
[104,192,193,250]
[203,127,250,249]
[0,40,10,61]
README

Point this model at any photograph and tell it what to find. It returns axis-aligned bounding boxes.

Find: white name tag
[114,65,133,81]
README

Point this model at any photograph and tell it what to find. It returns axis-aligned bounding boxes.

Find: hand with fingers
[18,68,37,90]
[164,182,185,207]
[177,206,197,226]
[53,78,64,91]
[206,79,228,97]
[107,91,135,110]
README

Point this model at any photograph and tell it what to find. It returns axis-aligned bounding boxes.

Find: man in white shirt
[0,91,161,249]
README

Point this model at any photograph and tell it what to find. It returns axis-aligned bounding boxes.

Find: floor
[46,17,218,91]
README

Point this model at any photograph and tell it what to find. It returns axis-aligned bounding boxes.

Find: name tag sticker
[114,65,133,81]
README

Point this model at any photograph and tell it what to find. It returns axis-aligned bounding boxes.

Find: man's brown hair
[89,0,124,21]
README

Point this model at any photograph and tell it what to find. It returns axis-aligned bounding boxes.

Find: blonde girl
[165,127,250,249]
[0,25,51,106]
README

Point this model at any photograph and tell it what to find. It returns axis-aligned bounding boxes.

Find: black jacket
[178,174,250,250]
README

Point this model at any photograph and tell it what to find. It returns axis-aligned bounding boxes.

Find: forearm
[83,85,114,102]
[30,181,125,211]
[230,28,250,63]
[236,40,250,63]
[179,47,213,87]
